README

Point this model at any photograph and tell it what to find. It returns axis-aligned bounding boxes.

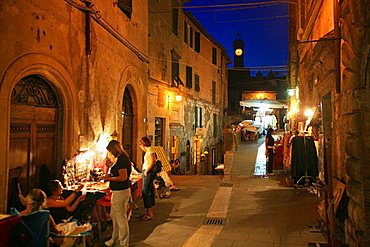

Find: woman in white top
[139,136,157,221]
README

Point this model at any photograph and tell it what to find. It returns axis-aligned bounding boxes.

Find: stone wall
[0,0,148,212]
[147,1,229,168]
[341,0,370,245]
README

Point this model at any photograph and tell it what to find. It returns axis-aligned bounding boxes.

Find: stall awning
[240,99,287,109]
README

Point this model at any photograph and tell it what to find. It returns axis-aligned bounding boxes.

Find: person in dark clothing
[45,180,86,224]
[265,128,275,175]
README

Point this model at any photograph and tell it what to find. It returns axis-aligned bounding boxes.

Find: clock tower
[233,33,244,68]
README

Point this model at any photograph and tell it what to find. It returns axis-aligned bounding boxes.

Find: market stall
[60,133,143,239]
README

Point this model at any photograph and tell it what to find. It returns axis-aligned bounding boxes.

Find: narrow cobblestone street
[97,139,327,247]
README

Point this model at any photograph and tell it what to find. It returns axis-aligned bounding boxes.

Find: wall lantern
[175,94,183,102]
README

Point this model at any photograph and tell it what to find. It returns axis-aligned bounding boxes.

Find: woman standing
[104,140,132,247]
[139,136,156,221]
[265,127,275,176]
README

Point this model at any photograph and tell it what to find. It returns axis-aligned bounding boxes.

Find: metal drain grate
[204,218,226,225]
[219,182,233,187]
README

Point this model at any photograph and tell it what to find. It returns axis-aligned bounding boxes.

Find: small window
[155,117,165,147]
[194,74,200,92]
[172,56,179,85]
[212,47,217,65]
[190,27,193,48]
[172,8,178,35]
[184,21,188,43]
[213,114,217,138]
[118,0,132,19]
[212,80,216,104]
[186,66,192,89]
[195,31,200,53]
[199,107,202,128]
[194,106,202,129]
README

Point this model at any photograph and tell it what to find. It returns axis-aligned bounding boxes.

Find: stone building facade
[289,0,370,245]
[148,1,230,174]
[0,0,148,212]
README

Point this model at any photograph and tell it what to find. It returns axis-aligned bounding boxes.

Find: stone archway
[0,53,78,213]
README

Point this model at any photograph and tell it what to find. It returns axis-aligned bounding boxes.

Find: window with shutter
[186,66,192,89]
[213,114,217,138]
[212,80,216,104]
[194,74,200,92]
[172,56,179,85]
[184,21,188,43]
[199,107,202,128]
[118,0,132,19]
[190,27,193,48]
[212,47,217,65]
[194,106,198,129]
[172,8,178,35]
[195,31,200,53]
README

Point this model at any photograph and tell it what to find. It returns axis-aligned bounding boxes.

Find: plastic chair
[10,208,50,247]
[10,208,93,247]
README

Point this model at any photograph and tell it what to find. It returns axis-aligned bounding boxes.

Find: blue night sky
[183,0,289,75]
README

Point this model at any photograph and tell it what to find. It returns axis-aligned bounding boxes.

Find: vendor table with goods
[63,174,142,239]
[64,173,143,210]
[62,149,142,239]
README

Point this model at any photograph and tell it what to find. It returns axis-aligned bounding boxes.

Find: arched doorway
[8,75,61,205]
[122,88,134,160]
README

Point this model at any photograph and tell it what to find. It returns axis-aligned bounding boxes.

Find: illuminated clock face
[235,48,243,56]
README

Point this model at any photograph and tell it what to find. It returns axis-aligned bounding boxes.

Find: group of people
[13,180,88,245]
[104,136,180,246]
[12,136,175,247]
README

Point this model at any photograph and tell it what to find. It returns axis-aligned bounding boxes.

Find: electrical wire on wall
[64,0,149,63]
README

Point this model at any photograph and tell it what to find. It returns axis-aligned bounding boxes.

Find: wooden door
[122,88,134,160]
[10,105,57,194]
[9,75,59,199]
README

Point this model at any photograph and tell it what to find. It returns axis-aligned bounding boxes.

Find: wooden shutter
[118,0,132,19]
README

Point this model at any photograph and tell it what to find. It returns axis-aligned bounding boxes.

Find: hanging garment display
[290,136,319,183]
